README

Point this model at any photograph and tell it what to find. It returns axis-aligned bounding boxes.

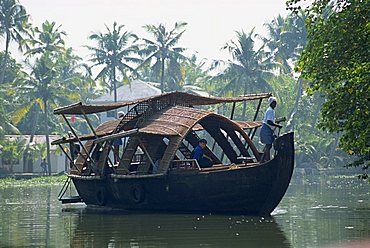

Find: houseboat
[53,92,294,215]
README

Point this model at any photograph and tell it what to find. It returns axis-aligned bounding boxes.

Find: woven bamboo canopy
[54,91,271,115]
[51,109,262,145]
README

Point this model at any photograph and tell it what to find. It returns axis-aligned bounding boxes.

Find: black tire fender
[96,187,107,206]
[130,184,145,204]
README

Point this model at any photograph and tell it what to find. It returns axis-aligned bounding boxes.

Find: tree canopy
[139,22,187,92]
[86,22,140,103]
[287,0,370,172]
[0,0,30,82]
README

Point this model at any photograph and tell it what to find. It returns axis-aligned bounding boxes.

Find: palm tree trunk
[23,106,39,172]
[325,135,339,168]
[43,99,52,176]
[0,31,11,83]
[160,57,165,93]
[112,67,117,103]
[242,101,247,121]
[287,78,303,130]
[310,94,323,132]
[241,81,248,121]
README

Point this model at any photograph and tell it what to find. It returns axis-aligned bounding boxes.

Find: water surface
[0,175,369,247]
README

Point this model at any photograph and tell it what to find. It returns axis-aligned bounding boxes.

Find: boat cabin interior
[52,92,272,177]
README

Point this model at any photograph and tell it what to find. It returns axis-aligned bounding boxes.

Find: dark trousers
[113,145,120,164]
[198,157,213,168]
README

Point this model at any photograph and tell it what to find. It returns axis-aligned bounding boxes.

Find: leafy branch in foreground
[287,0,370,174]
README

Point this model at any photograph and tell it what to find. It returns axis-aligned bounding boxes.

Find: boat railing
[169,159,201,171]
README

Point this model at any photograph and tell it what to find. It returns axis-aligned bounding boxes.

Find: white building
[91,79,211,123]
[0,135,66,174]
[91,80,162,123]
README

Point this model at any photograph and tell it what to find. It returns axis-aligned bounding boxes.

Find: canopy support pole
[220,102,236,161]
[62,114,97,168]
[82,109,112,170]
[81,110,97,137]
[138,138,156,168]
[58,144,81,173]
[230,102,236,120]
[248,98,262,136]
[245,98,263,153]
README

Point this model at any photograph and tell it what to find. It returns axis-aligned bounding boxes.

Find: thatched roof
[139,107,263,136]
[139,107,212,136]
[51,107,262,145]
[51,119,120,145]
[193,121,262,131]
[54,91,271,115]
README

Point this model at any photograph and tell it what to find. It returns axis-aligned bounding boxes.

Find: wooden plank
[205,124,239,164]
[223,128,251,158]
[93,129,138,144]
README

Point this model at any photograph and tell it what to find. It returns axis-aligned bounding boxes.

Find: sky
[12,0,288,62]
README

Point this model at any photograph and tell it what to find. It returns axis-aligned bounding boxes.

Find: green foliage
[12,21,90,134]
[86,22,140,101]
[138,22,188,92]
[0,0,31,82]
[24,20,66,57]
[215,29,275,95]
[211,29,279,120]
[0,51,21,84]
[287,0,370,170]
[0,137,25,167]
[0,175,67,188]
[293,94,353,169]
[266,74,296,118]
[262,12,307,73]
[25,141,46,161]
[0,52,21,136]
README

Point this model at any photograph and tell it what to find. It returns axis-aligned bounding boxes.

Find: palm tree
[13,21,80,175]
[0,51,21,153]
[24,20,66,57]
[262,15,291,73]
[0,97,19,135]
[262,12,307,73]
[11,20,68,174]
[0,0,30,83]
[13,53,80,175]
[86,22,140,103]
[217,29,276,120]
[262,12,308,130]
[139,22,188,92]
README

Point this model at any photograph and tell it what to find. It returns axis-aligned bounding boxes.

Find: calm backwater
[0,175,369,248]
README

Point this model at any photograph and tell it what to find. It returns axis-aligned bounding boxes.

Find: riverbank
[0,175,67,188]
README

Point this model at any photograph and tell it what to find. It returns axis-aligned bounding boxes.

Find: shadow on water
[64,207,290,248]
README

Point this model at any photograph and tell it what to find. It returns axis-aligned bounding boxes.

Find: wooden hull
[71,132,294,215]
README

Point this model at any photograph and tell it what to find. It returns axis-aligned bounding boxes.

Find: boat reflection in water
[65,208,290,248]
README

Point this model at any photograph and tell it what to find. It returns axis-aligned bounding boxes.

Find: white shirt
[263,106,275,129]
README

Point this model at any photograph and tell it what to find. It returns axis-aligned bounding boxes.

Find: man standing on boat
[260,97,282,163]
[193,139,213,168]
[113,111,125,164]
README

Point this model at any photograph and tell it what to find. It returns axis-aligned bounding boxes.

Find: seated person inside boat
[192,139,213,168]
